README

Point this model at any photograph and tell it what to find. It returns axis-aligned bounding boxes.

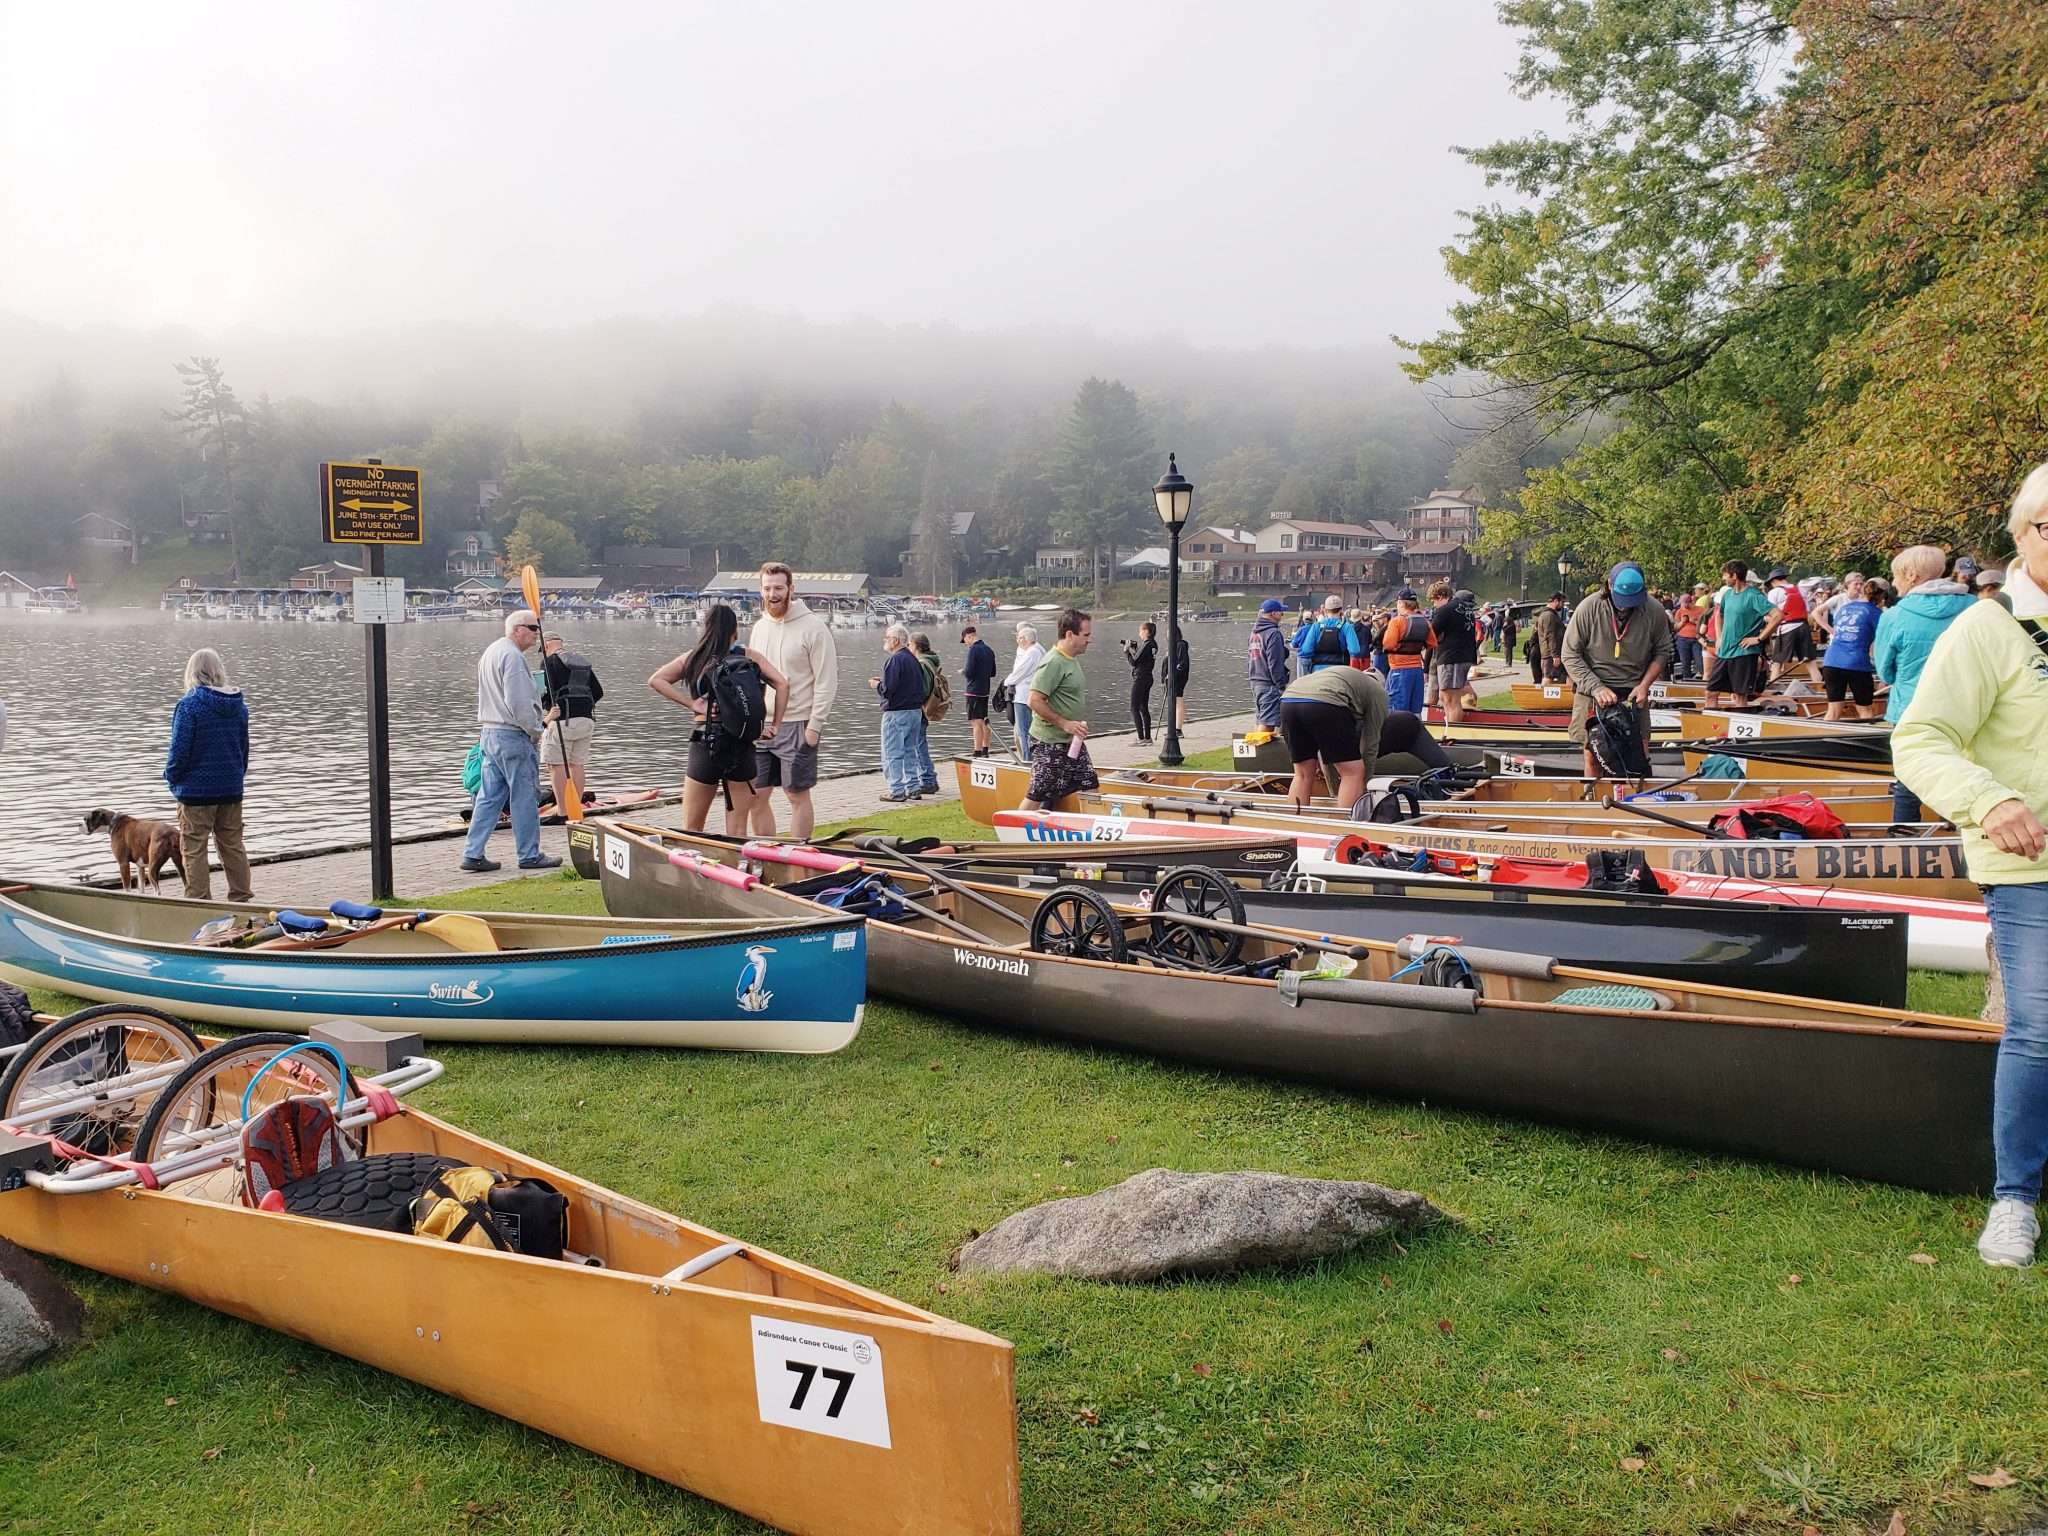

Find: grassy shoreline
[2,795,2032,1535]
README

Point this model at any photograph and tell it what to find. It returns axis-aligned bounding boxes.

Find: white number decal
[1541,686,1562,700]
[1501,754,1535,778]
[1091,818,1128,841]
[1232,738,1257,758]
[1647,681,1669,702]
[602,835,630,877]
[969,761,998,789]
[751,1316,891,1448]
[1728,716,1762,739]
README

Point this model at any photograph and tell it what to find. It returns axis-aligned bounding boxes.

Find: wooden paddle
[521,563,584,823]
[251,912,501,953]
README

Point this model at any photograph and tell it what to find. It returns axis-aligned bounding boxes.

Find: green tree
[1051,378,1155,605]
[166,357,251,576]
[911,452,955,592]
[501,509,585,576]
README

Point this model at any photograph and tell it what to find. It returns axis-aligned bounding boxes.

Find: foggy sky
[0,2,1546,353]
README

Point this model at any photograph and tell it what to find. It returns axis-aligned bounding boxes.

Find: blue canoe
[0,879,865,1051]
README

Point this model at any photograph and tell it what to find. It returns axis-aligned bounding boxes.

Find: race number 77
[786,1360,856,1417]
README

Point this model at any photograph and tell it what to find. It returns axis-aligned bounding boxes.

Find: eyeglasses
[516,623,540,632]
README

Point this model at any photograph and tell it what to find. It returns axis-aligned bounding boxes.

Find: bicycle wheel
[0,1005,204,1154]
[1147,866,1246,971]
[132,1032,351,1166]
[1028,885,1130,964]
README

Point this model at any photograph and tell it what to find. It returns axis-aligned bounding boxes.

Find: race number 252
[750,1316,892,1448]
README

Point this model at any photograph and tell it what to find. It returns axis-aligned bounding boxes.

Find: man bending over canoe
[1278,665,1388,812]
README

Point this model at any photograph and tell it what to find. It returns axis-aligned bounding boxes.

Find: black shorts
[1821,665,1874,705]
[965,694,990,721]
[686,730,756,787]
[1279,699,1362,766]
[1704,652,1760,698]
[1773,624,1814,662]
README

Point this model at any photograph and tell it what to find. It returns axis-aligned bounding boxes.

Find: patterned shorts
[1026,739,1100,805]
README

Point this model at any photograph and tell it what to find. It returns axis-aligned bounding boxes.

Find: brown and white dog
[83,809,186,893]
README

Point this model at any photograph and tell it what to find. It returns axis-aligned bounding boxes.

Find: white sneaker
[1977,1200,2039,1268]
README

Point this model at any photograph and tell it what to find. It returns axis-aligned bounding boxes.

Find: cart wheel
[1029,885,1130,964]
[1148,866,1246,970]
[132,1032,351,1166]
[0,1005,205,1154]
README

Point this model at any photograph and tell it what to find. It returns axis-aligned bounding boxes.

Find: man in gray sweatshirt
[461,608,561,873]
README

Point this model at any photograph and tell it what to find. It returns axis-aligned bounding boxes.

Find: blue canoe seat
[329,900,382,923]
[276,910,328,935]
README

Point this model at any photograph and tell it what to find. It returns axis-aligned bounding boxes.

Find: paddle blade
[562,772,584,822]
[417,913,501,953]
[520,563,542,617]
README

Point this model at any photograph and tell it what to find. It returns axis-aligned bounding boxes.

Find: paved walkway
[197,652,1529,908]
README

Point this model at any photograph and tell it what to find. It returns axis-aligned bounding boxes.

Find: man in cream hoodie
[747,563,839,838]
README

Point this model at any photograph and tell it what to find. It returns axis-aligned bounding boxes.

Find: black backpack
[710,654,769,744]
[1588,702,1654,779]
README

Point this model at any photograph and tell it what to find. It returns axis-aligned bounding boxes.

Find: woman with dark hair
[649,603,787,833]
[1122,622,1157,743]
[1168,625,1192,730]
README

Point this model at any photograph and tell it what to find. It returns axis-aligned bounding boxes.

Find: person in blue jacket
[1246,600,1292,728]
[164,647,252,902]
[1873,543,1975,822]
[1294,595,1363,674]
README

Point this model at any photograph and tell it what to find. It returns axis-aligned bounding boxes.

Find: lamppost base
[1158,730,1184,767]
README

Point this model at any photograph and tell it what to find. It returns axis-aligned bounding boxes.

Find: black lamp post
[1152,453,1194,766]
[1556,552,1575,596]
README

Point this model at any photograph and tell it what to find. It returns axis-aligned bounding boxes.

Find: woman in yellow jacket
[1894,463,2048,1266]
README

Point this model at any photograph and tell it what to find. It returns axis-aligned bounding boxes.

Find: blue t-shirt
[1821,599,1880,671]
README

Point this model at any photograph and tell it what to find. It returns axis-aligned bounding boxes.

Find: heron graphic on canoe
[736,945,775,1013]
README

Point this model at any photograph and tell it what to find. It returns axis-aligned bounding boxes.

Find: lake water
[2,609,1261,879]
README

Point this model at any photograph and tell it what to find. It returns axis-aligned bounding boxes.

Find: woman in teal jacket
[1872,544,1974,821]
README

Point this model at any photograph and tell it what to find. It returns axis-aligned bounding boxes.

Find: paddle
[251,912,500,953]
[851,839,1040,929]
[1600,795,1729,839]
[521,563,583,824]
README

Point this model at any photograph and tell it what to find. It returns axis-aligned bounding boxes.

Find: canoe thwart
[663,1241,748,1283]
[1276,974,1479,1014]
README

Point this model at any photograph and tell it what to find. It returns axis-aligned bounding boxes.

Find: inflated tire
[0,1005,205,1152]
[132,1032,344,1164]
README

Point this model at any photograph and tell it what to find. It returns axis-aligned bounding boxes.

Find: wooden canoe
[576,824,1996,1194]
[0,1033,1018,1535]
[1510,681,1849,717]
[0,880,865,1050]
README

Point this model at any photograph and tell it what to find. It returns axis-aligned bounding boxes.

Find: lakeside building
[74,512,138,566]
[1211,519,1405,606]
[1183,526,1254,578]
[1400,539,1477,588]
[702,571,871,601]
[446,528,503,581]
[1119,547,1171,579]
[290,561,365,592]
[1399,486,1484,545]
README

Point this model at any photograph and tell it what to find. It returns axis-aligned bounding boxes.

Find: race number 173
[750,1316,892,1448]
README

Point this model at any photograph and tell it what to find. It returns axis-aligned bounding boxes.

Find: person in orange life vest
[1380,588,1435,714]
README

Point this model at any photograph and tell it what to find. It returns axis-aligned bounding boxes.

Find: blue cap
[1395,586,1417,602]
[1259,598,1285,613]
[1608,562,1647,609]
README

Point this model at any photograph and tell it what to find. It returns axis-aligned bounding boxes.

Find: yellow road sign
[322,462,424,544]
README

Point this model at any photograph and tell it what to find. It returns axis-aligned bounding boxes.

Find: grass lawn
[1,831,2031,1533]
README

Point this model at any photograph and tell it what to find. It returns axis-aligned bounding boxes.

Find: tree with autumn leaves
[1407,0,2048,578]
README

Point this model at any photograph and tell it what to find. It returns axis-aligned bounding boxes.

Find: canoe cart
[0,880,865,1051]
[0,1014,1021,1536]
[596,827,1997,1194]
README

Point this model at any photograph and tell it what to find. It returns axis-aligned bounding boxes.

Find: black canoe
[579,821,1993,1193]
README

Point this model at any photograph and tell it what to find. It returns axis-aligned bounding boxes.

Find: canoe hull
[0,881,866,1050]
[597,843,1992,1194]
[0,1106,1020,1536]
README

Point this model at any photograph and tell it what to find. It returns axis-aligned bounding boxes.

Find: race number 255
[750,1316,892,1448]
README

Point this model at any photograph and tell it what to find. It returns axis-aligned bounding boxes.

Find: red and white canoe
[991,808,1988,973]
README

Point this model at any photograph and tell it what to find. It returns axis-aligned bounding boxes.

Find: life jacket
[1776,584,1808,621]
[1309,619,1348,664]
[552,653,598,710]
[1384,614,1433,664]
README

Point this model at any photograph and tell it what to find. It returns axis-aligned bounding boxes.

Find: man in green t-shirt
[1022,608,1099,810]
[1704,558,1781,708]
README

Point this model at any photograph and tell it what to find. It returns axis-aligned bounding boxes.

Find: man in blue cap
[1246,598,1292,728]
[1561,560,1672,780]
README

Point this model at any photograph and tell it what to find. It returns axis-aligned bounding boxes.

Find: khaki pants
[179,801,253,903]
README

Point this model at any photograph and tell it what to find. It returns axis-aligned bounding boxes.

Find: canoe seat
[1550,983,1672,1012]
[278,1151,467,1232]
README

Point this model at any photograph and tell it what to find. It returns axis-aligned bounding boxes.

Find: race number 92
[751,1316,892,1448]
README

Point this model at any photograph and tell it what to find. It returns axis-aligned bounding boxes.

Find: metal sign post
[321,458,424,899]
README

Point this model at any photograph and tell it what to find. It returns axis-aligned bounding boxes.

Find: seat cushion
[278,1151,466,1232]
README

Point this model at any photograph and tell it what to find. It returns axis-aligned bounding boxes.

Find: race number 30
[751,1316,892,1448]
[602,835,630,877]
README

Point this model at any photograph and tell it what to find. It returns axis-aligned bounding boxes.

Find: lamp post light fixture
[1152,452,1194,767]
[1556,552,1576,594]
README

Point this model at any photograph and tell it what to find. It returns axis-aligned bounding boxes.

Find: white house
[1182,526,1254,576]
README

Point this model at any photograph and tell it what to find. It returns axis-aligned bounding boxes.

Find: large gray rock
[0,1237,83,1377]
[956,1168,1445,1282]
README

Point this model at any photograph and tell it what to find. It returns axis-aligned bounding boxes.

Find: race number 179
[750,1315,892,1448]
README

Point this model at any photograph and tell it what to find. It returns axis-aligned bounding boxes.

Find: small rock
[955,1168,1445,1281]
[0,1237,84,1378]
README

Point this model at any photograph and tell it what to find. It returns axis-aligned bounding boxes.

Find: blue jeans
[1014,701,1034,758]
[1387,667,1425,714]
[1674,636,1702,678]
[1251,682,1284,730]
[1988,881,2048,1201]
[1890,780,1923,823]
[913,713,938,789]
[881,710,921,796]
[464,727,542,864]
